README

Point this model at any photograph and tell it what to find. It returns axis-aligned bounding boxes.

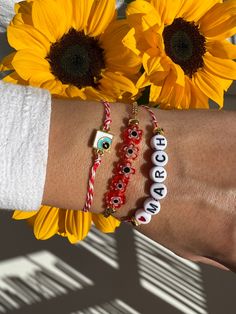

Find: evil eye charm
[93,130,113,152]
[105,191,125,209]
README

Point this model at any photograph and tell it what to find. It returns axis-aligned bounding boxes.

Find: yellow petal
[149,83,162,102]
[142,49,161,75]
[14,1,33,15]
[40,79,64,95]
[126,0,161,31]
[32,0,69,42]
[71,0,93,31]
[33,206,60,240]
[57,209,67,237]
[203,52,236,80]
[101,71,138,97]
[2,71,28,85]
[11,13,33,26]
[136,72,151,89]
[122,27,141,56]
[92,213,120,233]
[7,24,50,55]
[65,210,92,244]
[101,19,141,74]
[194,70,224,108]
[207,40,236,59]
[12,49,53,83]
[12,210,38,220]
[178,0,219,22]
[189,82,209,109]
[0,52,16,71]
[151,0,182,24]
[65,85,86,99]
[172,63,185,87]
[87,0,116,37]
[199,0,236,39]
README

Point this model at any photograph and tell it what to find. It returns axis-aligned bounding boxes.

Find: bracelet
[122,105,168,226]
[102,102,143,217]
[83,100,114,212]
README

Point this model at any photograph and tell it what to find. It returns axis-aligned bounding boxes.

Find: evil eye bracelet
[122,105,168,226]
[83,100,114,212]
[102,102,143,217]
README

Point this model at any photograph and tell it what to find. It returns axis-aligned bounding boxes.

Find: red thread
[83,100,112,212]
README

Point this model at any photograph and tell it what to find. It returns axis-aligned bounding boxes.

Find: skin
[42,99,236,272]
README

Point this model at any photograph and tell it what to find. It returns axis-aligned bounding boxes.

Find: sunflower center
[46,28,105,88]
[163,18,206,77]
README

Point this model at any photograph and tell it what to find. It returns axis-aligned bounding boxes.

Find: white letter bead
[150,183,167,200]
[144,198,160,215]
[150,134,167,150]
[135,209,152,224]
[149,166,167,182]
[151,151,168,166]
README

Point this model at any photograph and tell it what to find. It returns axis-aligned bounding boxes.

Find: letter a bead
[151,151,168,167]
[149,166,167,183]
[150,183,167,200]
[144,198,160,215]
[150,135,167,150]
[135,209,152,224]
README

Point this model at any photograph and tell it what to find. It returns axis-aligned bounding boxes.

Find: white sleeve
[0,81,52,211]
[0,0,18,33]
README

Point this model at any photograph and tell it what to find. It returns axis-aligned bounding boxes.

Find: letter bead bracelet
[122,105,168,227]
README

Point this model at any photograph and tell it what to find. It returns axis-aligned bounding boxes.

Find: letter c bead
[151,151,168,167]
[150,183,167,200]
[135,209,152,224]
[149,166,167,182]
[150,134,167,150]
[144,198,160,215]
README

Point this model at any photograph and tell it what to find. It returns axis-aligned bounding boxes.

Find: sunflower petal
[14,1,33,15]
[65,210,92,244]
[87,0,116,36]
[203,53,236,80]
[65,85,86,99]
[33,206,60,240]
[0,52,16,71]
[194,70,224,108]
[178,0,220,22]
[149,83,162,102]
[92,213,120,233]
[151,0,183,24]
[7,24,50,55]
[101,19,141,74]
[126,0,161,31]
[207,40,236,59]
[71,0,93,31]
[12,49,53,83]
[32,0,69,42]
[12,210,38,220]
[2,72,28,85]
[199,0,236,39]
[11,13,33,26]
[190,82,210,109]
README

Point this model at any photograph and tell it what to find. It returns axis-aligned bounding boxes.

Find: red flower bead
[120,143,139,160]
[123,125,143,145]
[105,191,125,209]
[110,175,128,192]
[116,161,135,178]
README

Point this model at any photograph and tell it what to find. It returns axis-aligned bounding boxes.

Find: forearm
[42,99,236,264]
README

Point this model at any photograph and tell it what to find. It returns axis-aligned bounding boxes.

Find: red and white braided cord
[140,105,159,129]
[83,101,112,212]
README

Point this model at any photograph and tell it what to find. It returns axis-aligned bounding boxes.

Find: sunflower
[13,206,120,244]
[123,0,236,109]
[0,0,141,101]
